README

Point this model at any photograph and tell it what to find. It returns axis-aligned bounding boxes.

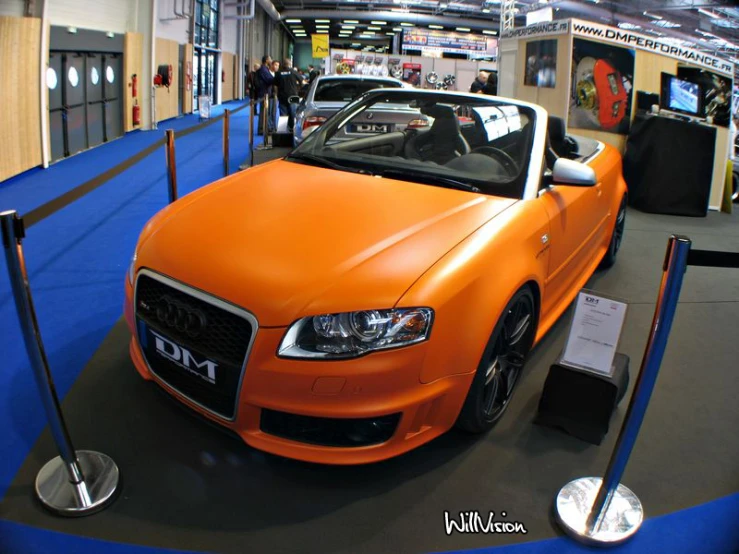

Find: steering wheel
[470,147,518,177]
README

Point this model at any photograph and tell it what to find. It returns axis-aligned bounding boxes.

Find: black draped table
[622,114,716,217]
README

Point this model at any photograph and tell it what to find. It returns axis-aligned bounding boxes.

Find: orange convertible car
[125,90,627,464]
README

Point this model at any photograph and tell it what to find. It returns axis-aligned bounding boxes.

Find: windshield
[290,90,537,199]
[314,79,403,102]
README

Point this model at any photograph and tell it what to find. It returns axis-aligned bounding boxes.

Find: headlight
[278,308,434,359]
[127,251,137,285]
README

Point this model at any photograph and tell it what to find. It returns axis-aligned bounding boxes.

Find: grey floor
[1,207,738,554]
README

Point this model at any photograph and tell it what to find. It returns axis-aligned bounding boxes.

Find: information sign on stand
[561,290,628,377]
[198,95,211,120]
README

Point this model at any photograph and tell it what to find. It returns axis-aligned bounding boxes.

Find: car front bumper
[124,277,473,464]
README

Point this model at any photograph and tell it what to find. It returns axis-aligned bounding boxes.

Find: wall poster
[569,38,635,135]
[677,66,733,127]
[524,39,558,88]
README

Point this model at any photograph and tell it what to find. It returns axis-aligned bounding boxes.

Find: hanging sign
[402,28,497,57]
[312,35,330,58]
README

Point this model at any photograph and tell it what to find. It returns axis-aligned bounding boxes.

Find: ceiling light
[617,22,641,30]
[393,27,402,31]
[482,8,490,13]
[643,11,662,20]
[655,20,681,28]
[285,19,301,23]
[316,25,330,28]
[482,29,497,35]
[368,26,381,30]
[429,24,443,29]
[439,2,448,7]
[400,22,414,26]
[371,21,387,25]
[316,30,328,33]
[342,25,356,29]
[457,27,470,32]
[386,32,395,36]
[315,19,330,23]
[697,8,720,19]
[344,20,359,24]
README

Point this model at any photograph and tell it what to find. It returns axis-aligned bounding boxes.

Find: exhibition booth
[497,19,734,214]
[2,11,739,554]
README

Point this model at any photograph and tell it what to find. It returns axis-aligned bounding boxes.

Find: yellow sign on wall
[311,35,329,58]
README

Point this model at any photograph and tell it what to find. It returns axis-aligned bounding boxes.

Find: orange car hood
[138,160,516,326]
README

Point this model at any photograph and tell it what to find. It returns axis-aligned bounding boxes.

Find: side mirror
[551,158,597,186]
[288,95,301,104]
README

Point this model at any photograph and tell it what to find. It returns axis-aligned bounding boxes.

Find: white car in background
[293,75,420,145]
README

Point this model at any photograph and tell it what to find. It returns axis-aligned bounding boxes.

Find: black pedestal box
[535,353,630,445]
[271,132,294,147]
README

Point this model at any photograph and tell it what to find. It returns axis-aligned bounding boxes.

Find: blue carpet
[0,103,261,499]
[0,493,736,553]
[0,100,249,215]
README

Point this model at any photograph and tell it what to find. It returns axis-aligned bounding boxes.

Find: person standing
[308,64,320,84]
[274,58,304,132]
[470,71,489,94]
[481,71,498,96]
[256,55,275,135]
[246,63,260,100]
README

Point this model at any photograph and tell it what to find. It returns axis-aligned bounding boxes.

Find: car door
[538,173,605,316]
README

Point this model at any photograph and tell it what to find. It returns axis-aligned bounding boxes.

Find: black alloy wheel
[456,287,537,433]
[600,195,627,269]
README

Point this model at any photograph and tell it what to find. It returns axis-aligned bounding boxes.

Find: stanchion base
[554,477,643,546]
[35,450,120,517]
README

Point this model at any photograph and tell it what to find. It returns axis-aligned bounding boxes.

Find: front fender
[397,199,550,384]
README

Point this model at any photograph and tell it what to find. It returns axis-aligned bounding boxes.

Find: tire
[455,287,537,434]
[600,195,627,269]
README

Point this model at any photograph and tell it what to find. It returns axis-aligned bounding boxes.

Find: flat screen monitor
[660,72,703,117]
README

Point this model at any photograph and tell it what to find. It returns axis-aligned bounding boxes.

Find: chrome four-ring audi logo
[148,296,207,338]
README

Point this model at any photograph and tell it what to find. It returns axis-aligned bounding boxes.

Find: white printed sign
[561,291,628,376]
[571,19,734,76]
[500,20,569,40]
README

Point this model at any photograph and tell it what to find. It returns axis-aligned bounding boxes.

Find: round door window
[68,66,79,87]
[91,66,100,85]
[47,67,58,90]
[106,66,115,83]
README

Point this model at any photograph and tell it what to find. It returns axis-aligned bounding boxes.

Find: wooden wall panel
[123,32,143,132]
[154,37,180,123]
[0,16,42,182]
[222,52,234,102]
[514,34,572,122]
[182,43,193,114]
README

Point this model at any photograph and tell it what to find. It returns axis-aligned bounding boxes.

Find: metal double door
[48,52,123,161]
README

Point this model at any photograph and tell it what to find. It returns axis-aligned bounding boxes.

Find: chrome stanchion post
[1,210,119,516]
[256,96,272,151]
[250,99,255,166]
[554,235,692,546]
[165,129,178,203]
[223,109,230,176]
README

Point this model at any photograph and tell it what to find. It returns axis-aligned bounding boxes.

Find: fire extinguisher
[133,101,140,126]
[132,74,138,98]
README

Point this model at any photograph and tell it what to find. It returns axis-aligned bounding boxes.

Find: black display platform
[1,211,738,553]
[623,115,716,217]
[536,353,630,445]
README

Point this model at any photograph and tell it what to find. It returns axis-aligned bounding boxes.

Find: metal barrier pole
[165,129,178,203]
[223,109,230,176]
[250,99,255,167]
[256,96,272,151]
[554,235,692,545]
[1,210,119,516]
